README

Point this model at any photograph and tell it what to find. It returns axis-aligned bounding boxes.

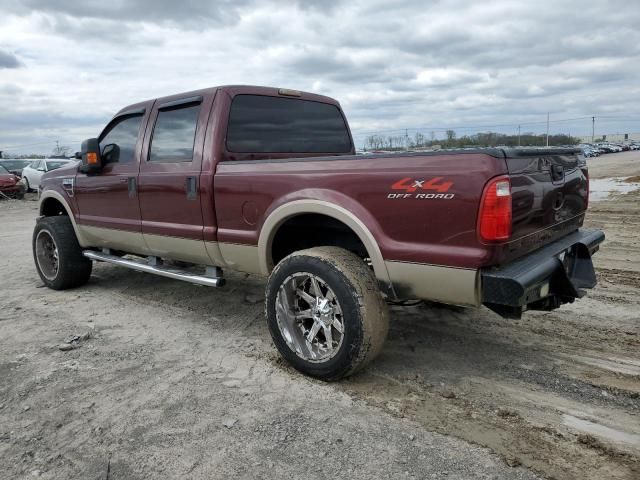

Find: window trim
[158,95,203,110]
[147,99,202,164]
[224,94,352,155]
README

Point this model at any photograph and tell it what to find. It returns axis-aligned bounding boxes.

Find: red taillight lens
[479,176,512,241]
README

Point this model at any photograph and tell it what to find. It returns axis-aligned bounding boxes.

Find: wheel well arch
[38,191,88,247]
[270,213,368,266]
[40,197,68,217]
[258,200,393,293]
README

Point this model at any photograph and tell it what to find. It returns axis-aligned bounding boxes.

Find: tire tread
[33,216,92,290]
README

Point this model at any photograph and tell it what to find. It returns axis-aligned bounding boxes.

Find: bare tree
[446,130,456,142]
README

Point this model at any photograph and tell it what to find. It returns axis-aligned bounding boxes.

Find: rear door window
[226,95,352,154]
[149,103,201,163]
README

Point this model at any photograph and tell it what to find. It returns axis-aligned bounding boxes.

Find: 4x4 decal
[388,177,455,199]
[391,177,453,193]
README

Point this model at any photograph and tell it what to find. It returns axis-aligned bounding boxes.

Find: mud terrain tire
[33,216,92,290]
[266,247,389,381]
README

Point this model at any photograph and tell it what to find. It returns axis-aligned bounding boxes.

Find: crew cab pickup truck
[33,85,604,380]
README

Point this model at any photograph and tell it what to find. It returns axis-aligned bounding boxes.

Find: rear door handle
[128,177,137,198]
[185,176,197,201]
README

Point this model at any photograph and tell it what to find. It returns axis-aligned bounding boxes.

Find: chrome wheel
[35,230,59,281]
[275,272,345,363]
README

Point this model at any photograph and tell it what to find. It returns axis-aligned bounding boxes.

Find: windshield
[46,161,69,171]
[0,160,30,170]
[0,165,10,175]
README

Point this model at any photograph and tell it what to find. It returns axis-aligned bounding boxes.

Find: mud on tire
[265,246,389,381]
[33,216,92,290]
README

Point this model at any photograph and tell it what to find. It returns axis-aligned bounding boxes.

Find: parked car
[596,143,618,153]
[0,164,26,199]
[33,85,604,380]
[0,159,32,178]
[21,159,74,191]
[578,145,599,157]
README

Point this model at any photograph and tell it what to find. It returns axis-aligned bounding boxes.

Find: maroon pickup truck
[33,85,604,380]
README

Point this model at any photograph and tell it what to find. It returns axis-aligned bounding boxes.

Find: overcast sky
[1,0,639,154]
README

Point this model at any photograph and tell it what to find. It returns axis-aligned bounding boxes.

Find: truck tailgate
[501,148,588,262]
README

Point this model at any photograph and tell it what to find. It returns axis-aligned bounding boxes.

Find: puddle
[562,414,640,448]
[589,177,640,201]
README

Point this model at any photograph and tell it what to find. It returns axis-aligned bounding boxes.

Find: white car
[21,159,74,192]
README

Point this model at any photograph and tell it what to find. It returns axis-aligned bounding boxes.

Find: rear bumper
[480,228,605,318]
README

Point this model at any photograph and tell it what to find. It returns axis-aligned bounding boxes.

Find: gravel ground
[1,151,639,480]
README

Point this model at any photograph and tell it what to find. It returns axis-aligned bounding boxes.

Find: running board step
[83,250,225,287]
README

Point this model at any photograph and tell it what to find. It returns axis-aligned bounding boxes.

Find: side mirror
[101,143,120,165]
[79,138,102,174]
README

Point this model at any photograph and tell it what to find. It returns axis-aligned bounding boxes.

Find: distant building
[579,133,640,143]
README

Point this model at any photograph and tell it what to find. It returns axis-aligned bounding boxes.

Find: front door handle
[185,176,197,201]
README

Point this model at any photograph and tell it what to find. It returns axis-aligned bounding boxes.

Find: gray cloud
[0,50,22,69]
[1,0,640,153]
[7,0,250,28]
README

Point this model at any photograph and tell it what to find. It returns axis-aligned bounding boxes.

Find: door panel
[74,102,153,250]
[138,93,215,264]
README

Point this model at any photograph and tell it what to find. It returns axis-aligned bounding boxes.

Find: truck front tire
[33,216,92,290]
[265,247,389,381]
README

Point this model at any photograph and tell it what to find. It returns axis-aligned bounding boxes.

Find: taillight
[479,176,512,242]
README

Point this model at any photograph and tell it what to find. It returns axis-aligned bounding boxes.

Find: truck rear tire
[33,216,92,290]
[265,246,389,381]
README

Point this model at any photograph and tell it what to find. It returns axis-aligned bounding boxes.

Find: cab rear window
[226,95,352,154]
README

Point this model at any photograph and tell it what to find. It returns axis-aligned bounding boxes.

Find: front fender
[38,189,88,247]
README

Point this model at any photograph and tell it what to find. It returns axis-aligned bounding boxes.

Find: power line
[351,116,598,136]
[351,115,640,138]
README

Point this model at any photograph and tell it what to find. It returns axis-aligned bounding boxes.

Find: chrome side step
[83,250,225,287]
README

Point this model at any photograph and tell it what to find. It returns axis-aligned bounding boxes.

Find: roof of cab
[113,85,341,119]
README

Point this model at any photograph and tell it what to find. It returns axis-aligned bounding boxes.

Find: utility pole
[405,128,409,151]
[518,125,521,147]
[546,113,549,147]
[592,116,595,143]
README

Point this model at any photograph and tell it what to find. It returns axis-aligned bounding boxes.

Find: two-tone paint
[38,86,588,308]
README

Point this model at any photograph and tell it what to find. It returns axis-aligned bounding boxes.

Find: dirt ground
[1,152,639,480]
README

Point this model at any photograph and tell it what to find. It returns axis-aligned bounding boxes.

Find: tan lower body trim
[218,243,262,275]
[385,261,480,307]
[77,225,227,267]
[143,233,217,266]
[79,225,149,257]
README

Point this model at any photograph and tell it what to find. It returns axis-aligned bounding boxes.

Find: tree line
[363,131,581,150]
